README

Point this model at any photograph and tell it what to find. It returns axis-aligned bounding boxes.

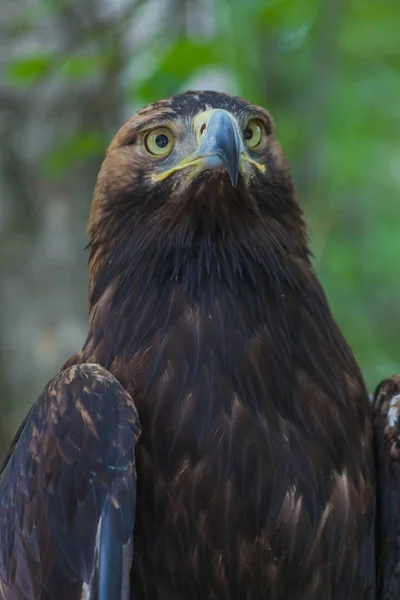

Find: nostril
[200,123,207,135]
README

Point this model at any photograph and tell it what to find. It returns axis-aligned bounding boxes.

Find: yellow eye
[243,120,263,149]
[143,127,174,157]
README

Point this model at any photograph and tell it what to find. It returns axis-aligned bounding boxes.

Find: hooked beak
[152,108,265,185]
[192,109,244,187]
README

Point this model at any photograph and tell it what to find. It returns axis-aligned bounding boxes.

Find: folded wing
[373,374,400,599]
[0,363,140,600]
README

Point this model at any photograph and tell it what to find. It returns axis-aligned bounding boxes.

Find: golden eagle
[0,91,397,599]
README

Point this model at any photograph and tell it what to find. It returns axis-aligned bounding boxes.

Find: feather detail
[0,364,140,599]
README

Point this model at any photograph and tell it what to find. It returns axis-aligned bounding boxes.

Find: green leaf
[4,54,52,84]
[59,54,106,80]
[258,0,318,30]
[135,38,220,102]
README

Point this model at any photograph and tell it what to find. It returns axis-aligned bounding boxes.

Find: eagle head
[88,91,308,303]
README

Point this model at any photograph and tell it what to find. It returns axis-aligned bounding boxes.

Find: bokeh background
[0,0,399,457]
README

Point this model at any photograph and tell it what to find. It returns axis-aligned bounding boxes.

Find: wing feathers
[0,363,140,599]
[373,375,400,599]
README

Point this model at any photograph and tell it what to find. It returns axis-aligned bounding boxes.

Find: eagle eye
[243,120,264,149]
[143,127,174,157]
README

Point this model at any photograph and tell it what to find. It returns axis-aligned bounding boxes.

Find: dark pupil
[244,127,253,140]
[156,134,169,148]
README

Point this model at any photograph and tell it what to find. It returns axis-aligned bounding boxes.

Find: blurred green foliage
[1,0,399,396]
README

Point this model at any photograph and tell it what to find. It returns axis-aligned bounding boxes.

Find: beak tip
[229,172,239,187]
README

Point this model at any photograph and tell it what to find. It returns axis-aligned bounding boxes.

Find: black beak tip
[228,167,239,187]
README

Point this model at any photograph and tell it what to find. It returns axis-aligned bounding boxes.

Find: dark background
[0,0,399,457]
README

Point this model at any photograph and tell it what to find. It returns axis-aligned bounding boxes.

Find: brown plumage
[0,364,140,599]
[0,90,384,599]
[373,375,400,599]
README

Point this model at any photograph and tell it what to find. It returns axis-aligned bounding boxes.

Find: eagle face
[90,91,299,242]
[146,103,270,187]
[110,90,274,185]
